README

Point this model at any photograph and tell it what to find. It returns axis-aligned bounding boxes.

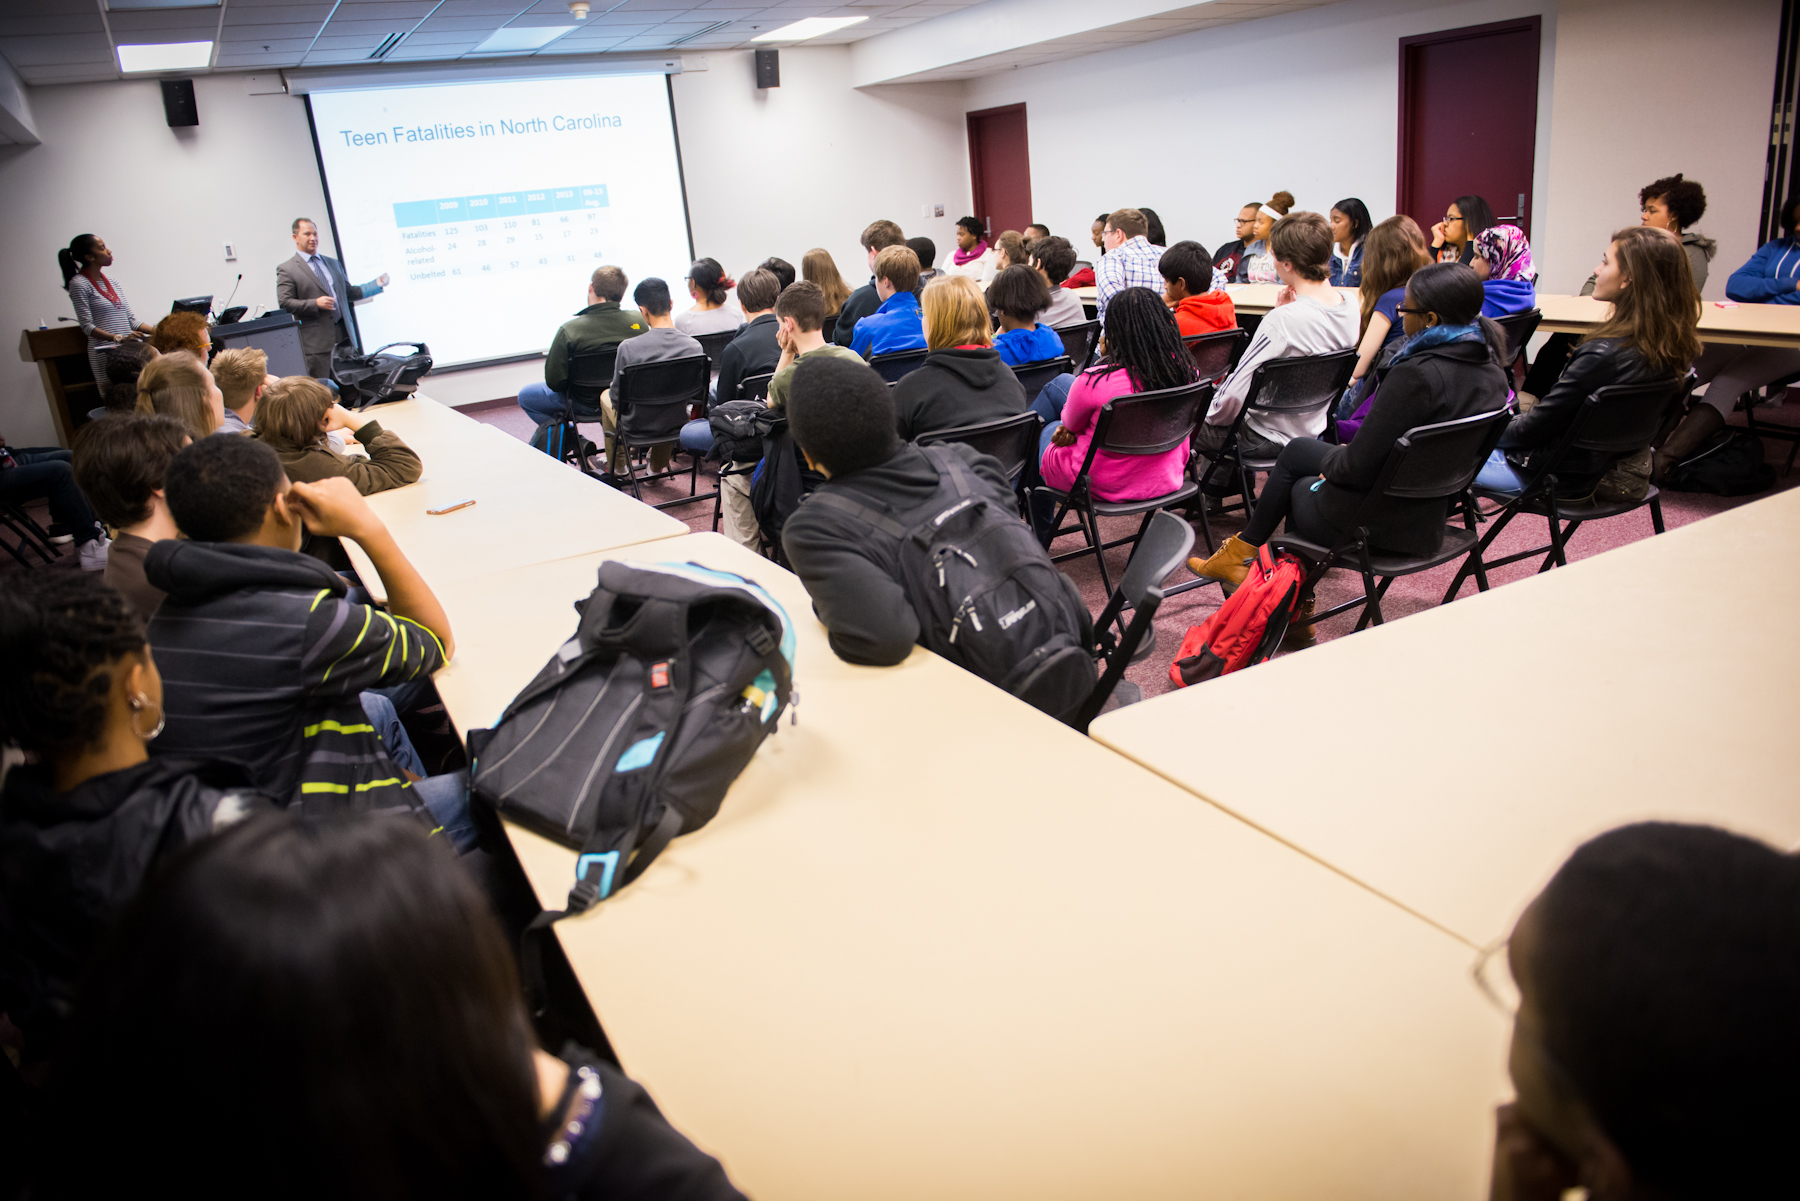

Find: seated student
[1234,192,1295,284]
[254,375,422,494]
[941,216,999,288]
[1214,203,1259,285]
[102,339,156,412]
[678,269,780,462]
[759,256,796,292]
[1654,194,1800,465]
[515,266,645,449]
[208,346,272,435]
[1032,286,1199,507]
[987,266,1067,367]
[1138,208,1168,250]
[894,275,1028,440]
[717,282,864,553]
[993,230,1027,271]
[1486,822,1799,1201]
[908,236,939,290]
[1524,175,1717,402]
[1430,194,1494,266]
[0,573,271,1073]
[803,246,853,330]
[1478,226,1700,497]
[46,812,749,1200]
[1200,212,1358,461]
[832,220,908,347]
[1190,264,1510,600]
[605,277,704,476]
[1328,198,1373,287]
[675,258,744,336]
[1029,236,1089,327]
[849,246,927,358]
[1159,241,1236,337]
[135,351,224,440]
[780,356,1017,666]
[71,413,188,621]
[149,310,211,360]
[1025,222,1050,242]
[0,434,108,570]
[1061,214,1107,289]
[144,437,472,847]
[1472,223,1538,316]
[1095,207,1165,322]
[1342,216,1432,414]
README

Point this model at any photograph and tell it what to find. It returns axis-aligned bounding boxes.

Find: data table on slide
[391,184,610,282]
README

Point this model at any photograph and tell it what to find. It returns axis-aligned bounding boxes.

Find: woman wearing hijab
[1472,223,1538,317]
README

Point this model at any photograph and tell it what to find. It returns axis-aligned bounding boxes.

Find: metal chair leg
[1649,494,1666,534]
[1085,502,1116,598]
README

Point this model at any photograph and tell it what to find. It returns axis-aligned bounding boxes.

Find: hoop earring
[129,691,165,742]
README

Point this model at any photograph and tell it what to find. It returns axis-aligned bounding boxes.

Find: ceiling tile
[18,63,121,83]
[0,13,106,36]
[0,34,114,66]
[221,23,326,41]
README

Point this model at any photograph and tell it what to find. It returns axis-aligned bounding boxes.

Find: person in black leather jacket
[0,572,270,1074]
[1189,263,1510,588]
[1477,226,1700,497]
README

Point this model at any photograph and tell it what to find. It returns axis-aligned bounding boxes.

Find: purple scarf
[953,240,989,266]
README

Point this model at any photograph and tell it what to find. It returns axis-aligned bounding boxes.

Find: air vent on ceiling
[369,32,406,60]
[667,20,731,46]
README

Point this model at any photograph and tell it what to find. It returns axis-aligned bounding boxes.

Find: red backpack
[1169,545,1307,687]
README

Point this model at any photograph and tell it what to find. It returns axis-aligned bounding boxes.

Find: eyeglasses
[1395,306,1433,316]
[1443,215,1464,224]
[1471,936,1521,1017]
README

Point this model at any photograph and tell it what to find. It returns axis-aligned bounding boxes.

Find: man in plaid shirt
[1095,208,1166,322]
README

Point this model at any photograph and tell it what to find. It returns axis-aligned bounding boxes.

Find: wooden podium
[19,326,100,448]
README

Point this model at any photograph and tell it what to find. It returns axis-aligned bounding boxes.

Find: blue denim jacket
[1329,240,1363,288]
[850,290,927,358]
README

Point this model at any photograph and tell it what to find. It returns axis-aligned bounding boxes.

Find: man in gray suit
[275,217,390,378]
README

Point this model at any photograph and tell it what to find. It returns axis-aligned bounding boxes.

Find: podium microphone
[216,273,242,319]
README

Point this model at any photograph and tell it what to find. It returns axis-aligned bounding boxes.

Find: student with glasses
[1213,203,1260,284]
[1430,194,1495,266]
[1480,821,1799,1201]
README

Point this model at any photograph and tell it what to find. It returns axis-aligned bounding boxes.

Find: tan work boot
[1281,596,1316,652]
[1188,533,1258,590]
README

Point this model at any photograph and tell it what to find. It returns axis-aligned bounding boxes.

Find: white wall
[0,49,972,445]
[961,0,1559,265]
[1540,0,1778,298]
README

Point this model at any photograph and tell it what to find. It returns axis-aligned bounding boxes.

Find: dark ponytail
[1403,262,1509,364]
[60,234,99,288]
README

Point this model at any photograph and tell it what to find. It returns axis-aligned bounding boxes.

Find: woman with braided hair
[0,572,269,1068]
[1032,285,1199,505]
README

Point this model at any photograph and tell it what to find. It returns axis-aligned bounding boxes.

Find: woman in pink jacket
[1032,286,1200,504]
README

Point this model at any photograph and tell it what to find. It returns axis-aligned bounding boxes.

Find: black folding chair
[547,344,620,476]
[1183,328,1249,384]
[918,411,1044,512]
[1009,356,1073,402]
[1443,377,1684,601]
[1073,509,1195,733]
[0,502,58,568]
[1052,321,1100,371]
[867,347,930,383]
[820,311,838,344]
[1491,308,1542,383]
[692,327,742,368]
[1034,380,1211,597]
[737,370,775,403]
[1269,408,1510,631]
[611,354,715,508]
[1190,350,1358,553]
[1740,371,1800,478]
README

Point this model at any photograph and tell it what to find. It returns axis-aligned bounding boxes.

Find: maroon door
[967,104,1033,237]
[1398,18,1539,239]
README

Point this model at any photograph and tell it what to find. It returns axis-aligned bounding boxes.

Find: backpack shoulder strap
[806,488,909,539]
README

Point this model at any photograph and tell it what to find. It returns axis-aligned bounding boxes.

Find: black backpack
[466,561,795,920]
[1662,430,1776,497]
[708,399,769,464]
[808,445,1096,724]
[331,341,433,409]
[750,411,826,558]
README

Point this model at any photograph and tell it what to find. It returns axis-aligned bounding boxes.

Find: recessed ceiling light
[116,41,214,72]
[471,26,578,53]
[752,16,868,42]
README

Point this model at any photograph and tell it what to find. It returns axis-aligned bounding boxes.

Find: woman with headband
[1234,191,1295,284]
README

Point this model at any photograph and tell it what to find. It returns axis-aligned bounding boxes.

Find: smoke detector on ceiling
[569,1,590,17]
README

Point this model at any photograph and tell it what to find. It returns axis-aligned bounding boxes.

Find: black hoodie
[144,540,443,814]
[891,347,1028,442]
[0,755,270,1063]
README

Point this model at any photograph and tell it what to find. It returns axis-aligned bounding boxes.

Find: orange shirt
[1173,292,1237,337]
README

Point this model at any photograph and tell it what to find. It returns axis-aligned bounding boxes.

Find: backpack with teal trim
[467,560,795,922]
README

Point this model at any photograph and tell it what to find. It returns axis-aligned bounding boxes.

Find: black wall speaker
[161,79,198,127]
[754,47,779,89]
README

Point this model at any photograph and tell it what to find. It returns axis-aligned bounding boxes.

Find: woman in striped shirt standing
[60,233,155,386]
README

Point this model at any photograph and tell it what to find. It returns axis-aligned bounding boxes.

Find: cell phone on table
[427,499,476,515]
